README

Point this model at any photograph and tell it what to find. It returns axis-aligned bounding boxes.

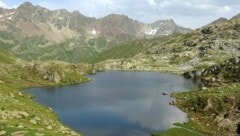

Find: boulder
[184,40,197,47]
[183,72,192,79]
[11,131,27,136]
[30,119,37,125]
[201,27,213,34]
[53,72,60,83]
[0,131,6,136]
[46,125,53,130]
[162,93,168,95]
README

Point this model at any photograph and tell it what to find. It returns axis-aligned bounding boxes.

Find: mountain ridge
[0,2,191,63]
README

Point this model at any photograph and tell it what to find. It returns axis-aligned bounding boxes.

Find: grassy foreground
[167,83,240,136]
[153,83,240,136]
[0,61,93,136]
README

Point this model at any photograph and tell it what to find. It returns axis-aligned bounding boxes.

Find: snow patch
[144,28,159,35]
[8,16,13,20]
[91,28,97,35]
[9,12,15,15]
[58,16,63,20]
[164,30,172,35]
[0,11,15,20]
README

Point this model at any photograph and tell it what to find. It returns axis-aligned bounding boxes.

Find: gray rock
[46,125,52,130]
[0,131,6,136]
[184,40,197,47]
[11,131,27,136]
[183,72,191,79]
[53,72,60,83]
[36,133,45,136]
[30,119,37,125]
[201,27,213,34]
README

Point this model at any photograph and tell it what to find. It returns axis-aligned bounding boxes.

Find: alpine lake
[25,71,199,136]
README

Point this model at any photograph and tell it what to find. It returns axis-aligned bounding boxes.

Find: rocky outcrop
[43,71,61,83]
[183,57,240,87]
[17,61,93,84]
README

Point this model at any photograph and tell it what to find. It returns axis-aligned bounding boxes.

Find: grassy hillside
[86,34,180,63]
[86,40,145,63]
[0,46,17,64]
[0,48,95,136]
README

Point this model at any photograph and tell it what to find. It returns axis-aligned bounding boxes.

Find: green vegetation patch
[0,47,16,64]
[172,83,240,135]
[153,127,201,136]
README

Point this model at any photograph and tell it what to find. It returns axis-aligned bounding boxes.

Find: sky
[0,0,240,29]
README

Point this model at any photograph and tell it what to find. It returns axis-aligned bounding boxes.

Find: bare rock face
[53,72,60,83]
[43,70,61,83]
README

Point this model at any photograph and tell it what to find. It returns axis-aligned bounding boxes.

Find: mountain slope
[86,34,180,63]
[0,46,17,64]
[95,14,240,73]
[0,2,191,63]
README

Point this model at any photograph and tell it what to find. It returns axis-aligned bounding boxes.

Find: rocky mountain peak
[0,1,192,63]
[143,19,191,37]
[15,2,36,22]
[17,2,34,11]
[151,19,176,27]
[100,13,134,24]
[207,17,228,26]
[231,13,240,20]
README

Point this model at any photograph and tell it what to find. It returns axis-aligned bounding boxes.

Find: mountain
[206,17,228,26]
[0,2,191,63]
[147,19,192,36]
[95,14,240,74]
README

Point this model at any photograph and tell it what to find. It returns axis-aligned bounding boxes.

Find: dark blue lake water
[25,71,199,136]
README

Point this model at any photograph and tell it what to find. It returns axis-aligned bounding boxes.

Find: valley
[0,1,239,136]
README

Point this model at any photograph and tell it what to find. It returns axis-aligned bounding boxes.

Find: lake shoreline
[25,71,199,136]
[2,60,231,136]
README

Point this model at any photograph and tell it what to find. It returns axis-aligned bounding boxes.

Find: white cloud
[6,0,240,29]
[146,0,157,6]
[0,0,7,8]
[99,0,114,5]
[223,6,231,12]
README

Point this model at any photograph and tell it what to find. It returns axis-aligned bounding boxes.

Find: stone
[10,93,15,98]
[11,131,27,136]
[33,116,41,121]
[184,40,197,47]
[202,87,208,90]
[0,131,6,136]
[183,72,191,79]
[169,101,175,105]
[36,133,45,136]
[162,93,168,95]
[53,72,60,83]
[212,77,216,82]
[201,27,213,34]
[18,92,23,96]
[18,125,24,128]
[30,119,37,125]
[18,111,29,117]
[70,131,78,136]
[46,125,52,130]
